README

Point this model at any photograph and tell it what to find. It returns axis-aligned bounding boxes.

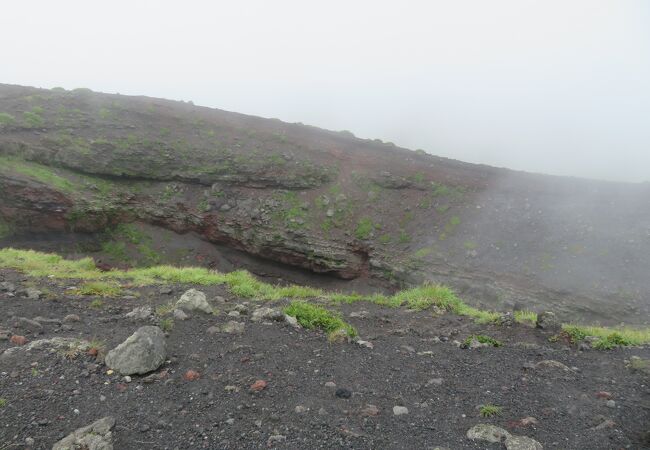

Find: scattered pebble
[393,406,409,416]
[250,380,267,392]
[183,370,200,381]
[335,388,352,399]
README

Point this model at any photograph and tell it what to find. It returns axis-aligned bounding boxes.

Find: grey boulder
[105,326,166,375]
[176,289,212,314]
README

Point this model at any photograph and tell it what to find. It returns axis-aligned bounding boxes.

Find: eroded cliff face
[2,84,650,324]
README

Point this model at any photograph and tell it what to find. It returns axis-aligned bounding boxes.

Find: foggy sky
[1,1,649,182]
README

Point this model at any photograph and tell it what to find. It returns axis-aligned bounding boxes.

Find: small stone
[63,314,81,323]
[123,376,132,383]
[13,317,43,332]
[159,286,173,295]
[294,405,307,413]
[267,435,286,445]
[596,391,612,400]
[519,417,538,426]
[251,307,284,322]
[592,419,616,430]
[23,288,42,300]
[183,370,200,381]
[52,416,115,450]
[335,388,352,399]
[0,281,16,292]
[176,289,212,314]
[534,360,573,372]
[605,400,616,408]
[466,424,511,443]
[225,418,235,425]
[324,381,337,388]
[349,310,369,318]
[10,335,27,345]
[356,340,374,349]
[504,435,544,450]
[125,306,153,322]
[206,326,220,335]
[173,309,189,320]
[284,314,300,328]
[222,321,245,334]
[426,378,444,386]
[227,310,240,318]
[250,380,267,392]
[224,385,238,393]
[393,406,409,416]
[360,404,380,416]
[25,437,35,447]
[536,311,560,330]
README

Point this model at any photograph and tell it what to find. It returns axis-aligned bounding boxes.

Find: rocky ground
[1,269,649,449]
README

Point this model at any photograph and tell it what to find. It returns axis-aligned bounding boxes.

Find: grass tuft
[463,335,503,348]
[284,301,357,339]
[73,281,122,297]
[514,310,538,325]
[479,404,502,417]
[563,324,650,348]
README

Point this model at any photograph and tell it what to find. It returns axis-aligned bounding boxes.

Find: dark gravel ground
[1,269,649,450]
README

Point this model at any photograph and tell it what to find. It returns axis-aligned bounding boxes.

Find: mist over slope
[1,83,648,325]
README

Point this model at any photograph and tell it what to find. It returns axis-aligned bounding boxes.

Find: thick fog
[1,0,649,182]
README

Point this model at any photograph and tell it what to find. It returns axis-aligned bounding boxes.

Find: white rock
[176,289,212,314]
[393,406,409,416]
[505,435,544,450]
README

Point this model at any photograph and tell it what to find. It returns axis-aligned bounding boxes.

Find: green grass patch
[355,217,375,240]
[159,317,174,332]
[0,156,76,193]
[514,310,538,325]
[74,281,123,297]
[562,324,650,348]
[479,404,502,417]
[23,110,43,127]
[89,299,103,308]
[0,398,6,408]
[0,112,15,126]
[284,301,357,338]
[463,335,503,347]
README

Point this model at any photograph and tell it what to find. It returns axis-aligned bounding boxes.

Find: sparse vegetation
[3,248,650,337]
[0,156,75,193]
[0,112,15,126]
[479,404,502,417]
[156,303,175,316]
[563,324,650,348]
[514,310,538,325]
[463,335,503,347]
[284,301,357,339]
[355,217,375,240]
[0,398,6,408]
[89,299,104,308]
[23,110,44,127]
[159,317,174,332]
[73,281,122,297]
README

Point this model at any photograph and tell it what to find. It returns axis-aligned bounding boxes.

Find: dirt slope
[1,83,649,324]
